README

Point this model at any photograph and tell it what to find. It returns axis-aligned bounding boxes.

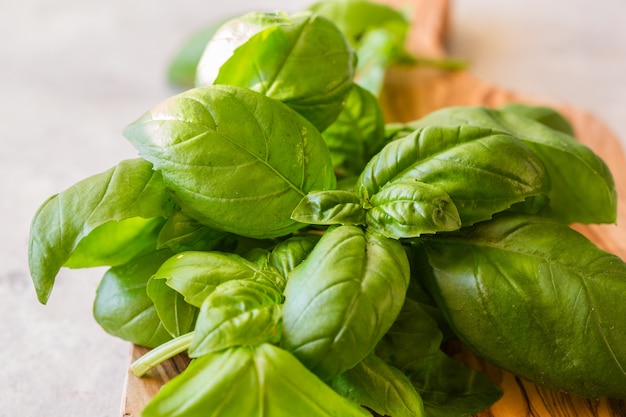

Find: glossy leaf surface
[282,225,410,380]
[291,190,366,226]
[421,214,626,399]
[146,276,198,338]
[124,85,336,239]
[28,158,173,303]
[142,344,370,417]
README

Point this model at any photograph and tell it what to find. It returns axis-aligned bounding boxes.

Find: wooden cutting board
[121,0,626,415]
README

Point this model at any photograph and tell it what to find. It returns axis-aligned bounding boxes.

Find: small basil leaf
[142,344,371,417]
[28,158,174,303]
[189,279,283,356]
[93,250,173,348]
[410,105,616,224]
[421,213,626,399]
[282,225,410,380]
[268,235,320,278]
[376,298,502,417]
[367,179,461,238]
[157,210,236,253]
[124,85,336,239]
[357,125,548,227]
[146,276,198,338]
[331,354,426,417]
[153,251,285,307]
[210,12,356,132]
[292,190,366,226]
[321,84,386,176]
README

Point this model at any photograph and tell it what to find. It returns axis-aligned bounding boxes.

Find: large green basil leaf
[331,354,425,417]
[356,125,548,227]
[142,344,371,417]
[420,213,626,399]
[152,250,285,307]
[367,179,461,238]
[93,250,173,348]
[282,225,410,380]
[189,279,283,357]
[376,298,501,417]
[28,158,174,303]
[124,85,336,239]
[146,276,198,338]
[410,105,616,224]
[291,190,366,226]
[208,12,356,132]
[321,84,386,176]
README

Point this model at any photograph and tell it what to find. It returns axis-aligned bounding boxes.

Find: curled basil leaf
[268,235,319,278]
[282,225,410,380]
[292,190,366,226]
[146,275,198,338]
[420,213,626,399]
[203,12,356,132]
[124,85,336,239]
[357,125,549,227]
[28,158,174,303]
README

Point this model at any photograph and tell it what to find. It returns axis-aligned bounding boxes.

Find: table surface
[1,0,625,416]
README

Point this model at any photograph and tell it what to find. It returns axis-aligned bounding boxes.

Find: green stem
[130,332,194,377]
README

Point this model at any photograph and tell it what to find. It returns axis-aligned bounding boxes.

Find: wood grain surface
[121,0,626,415]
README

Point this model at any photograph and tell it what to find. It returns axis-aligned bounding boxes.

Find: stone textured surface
[1,0,624,416]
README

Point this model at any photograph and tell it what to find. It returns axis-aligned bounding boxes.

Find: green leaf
[282,225,410,380]
[356,125,549,227]
[268,234,320,278]
[142,344,371,417]
[28,158,174,303]
[206,12,356,131]
[189,279,283,356]
[421,213,626,399]
[292,190,366,226]
[157,210,235,253]
[152,251,285,308]
[124,85,336,239]
[146,276,198,338]
[410,105,617,224]
[499,102,575,135]
[93,250,174,348]
[331,354,426,417]
[366,179,461,238]
[321,84,386,176]
[376,298,501,417]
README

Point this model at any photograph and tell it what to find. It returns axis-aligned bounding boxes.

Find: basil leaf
[421,213,626,399]
[152,251,285,308]
[376,299,502,417]
[189,279,282,356]
[331,354,426,417]
[357,125,549,227]
[157,210,235,253]
[124,85,336,239]
[64,216,164,268]
[142,344,371,417]
[292,190,366,226]
[93,250,173,348]
[28,158,174,303]
[500,102,574,135]
[268,235,319,278]
[146,276,198,338]
[321,84,386,176]
[367,179,461,238]
[210,12,356,131]
[411,105,617,224]
[282,225,410,380]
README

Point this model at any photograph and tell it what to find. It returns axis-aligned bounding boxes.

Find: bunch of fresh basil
[28,1,626,416]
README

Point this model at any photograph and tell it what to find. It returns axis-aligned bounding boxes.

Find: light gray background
[1,0,625,416]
